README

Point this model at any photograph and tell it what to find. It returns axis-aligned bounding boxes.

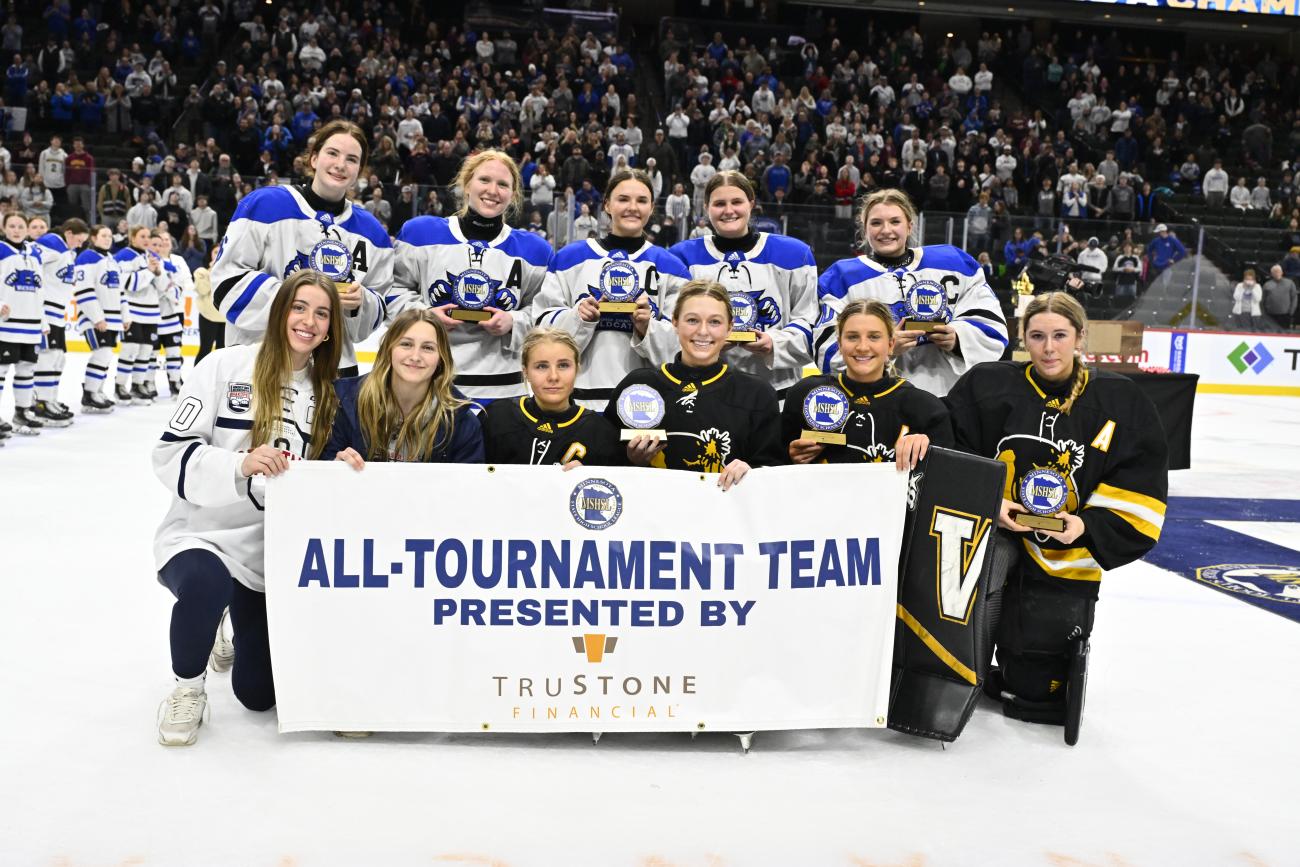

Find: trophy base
[599,301,638,314]
[728,331,757,342]
[801,429,846,445]
[899,319,944,332]
[620,428,667,441]
[450,308,492,322]
[1015,513,1067,532]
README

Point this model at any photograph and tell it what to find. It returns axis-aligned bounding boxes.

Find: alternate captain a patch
[227,382,253,413]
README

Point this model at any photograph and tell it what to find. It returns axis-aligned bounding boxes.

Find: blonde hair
[251,271,343,460]
[356,308,467,462]
[455,149,523,219]
[856,188,917,252]
[672,279,732,323]
[521,327,581,368]
[836,299,897,341]
[1022,291,1089,414]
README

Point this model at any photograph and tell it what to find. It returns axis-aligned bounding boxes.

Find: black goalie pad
[888,446,1007,742]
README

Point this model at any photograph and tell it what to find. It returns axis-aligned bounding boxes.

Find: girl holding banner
[669,171,819,400]
[531,169,691,411]
[783,299,952,468]
[326,308,484,467]
[152,271,343,746]
[480,327,620,466]
[604,280,782,490]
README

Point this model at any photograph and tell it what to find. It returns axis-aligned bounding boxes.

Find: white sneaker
[209,608,234,673]
[157,686,209,746]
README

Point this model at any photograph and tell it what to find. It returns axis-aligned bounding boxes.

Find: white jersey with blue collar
[210,184,394,369]
[0,239,45,344]
[116,246,165,325]
[388,215,552,401]
[815,244,1008,396]
[670,232,818,394]
[72,248,124,333]
[531,238,690,410]
[34,232,77,328]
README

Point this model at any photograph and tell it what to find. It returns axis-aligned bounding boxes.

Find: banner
[1066,0,1300,16]
[1139,329,1300,395]
[265,463,907,734]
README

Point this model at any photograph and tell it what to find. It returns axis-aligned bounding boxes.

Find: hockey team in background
[0,122,1167,749]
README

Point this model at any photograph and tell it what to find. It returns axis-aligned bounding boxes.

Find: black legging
[158,549,275,711]
[195,317,225,364]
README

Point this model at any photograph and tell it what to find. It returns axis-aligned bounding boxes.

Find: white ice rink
[2,356,1298,867]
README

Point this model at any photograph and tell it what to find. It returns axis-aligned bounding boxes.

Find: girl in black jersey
[784,299,953,469]
[604,280,782,490]
[481,328,620,466]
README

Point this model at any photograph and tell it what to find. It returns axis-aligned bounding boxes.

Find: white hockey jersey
[211,185,394,369]
[815,244,1009,396]
[388,215,552,401]
[531,238,690,410]
[152,342,320,592]
[116,246,164,326]
[0,239,46,345]
[161,253,194,320]
[670,232,818,394]
[72,247,125,333]
[33,232,77,329]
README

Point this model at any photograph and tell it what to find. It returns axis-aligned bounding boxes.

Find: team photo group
[0,118,1168,748]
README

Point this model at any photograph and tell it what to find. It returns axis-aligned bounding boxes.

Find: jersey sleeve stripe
[1090,482,1167,516]
[225,272,272,324]
[160,432,201,443]
[960,319,1009,346]
[957,307,1007,325]
[215,417,255,430]
[177,442,201,501]
[783,321,813,351]
[820,339,839,373]
[1022,540,1103,582]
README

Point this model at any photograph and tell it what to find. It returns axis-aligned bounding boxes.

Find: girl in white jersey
[532,169,690,410]
[72,224,124,412]
[388,149,551,404]
[151,270,342,746]
[815,188,1008,396]
[669,171,819,399]
[0,212,45,438]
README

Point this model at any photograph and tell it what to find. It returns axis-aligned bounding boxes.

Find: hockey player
[0,212,47,438]
[481,327,621,466]
[387,149,551,404]
[325,308,483,466]
[152,271,343,746]
[945,291,1168,743]
[115,225,165,405]
[150,229,193,397]
[815,188,1008,396]
[784,299,952,468]
[211,119,393,378]
[72,225,124,412]
[670,172,818,400]
[31,217,89,426]
[604,280,783,489]
[532,169,691,411]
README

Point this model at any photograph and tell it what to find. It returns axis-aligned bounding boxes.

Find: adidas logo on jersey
[854,395,871,405]
[537,422,554,433]
[682,382,697,392]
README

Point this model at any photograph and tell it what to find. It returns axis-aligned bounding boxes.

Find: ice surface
[2,361,1297,866]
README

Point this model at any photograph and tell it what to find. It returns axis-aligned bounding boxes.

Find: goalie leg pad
[994,574,1095,719]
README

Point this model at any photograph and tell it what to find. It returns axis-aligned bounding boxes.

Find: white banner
[1137,329,1300,394]
[264,463,906,734]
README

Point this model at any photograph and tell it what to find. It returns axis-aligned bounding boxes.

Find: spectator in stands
[690,151,716,217]
[573,203,598,240]
[0,169,19,206]
[64,137,93,222]
[127,189,158,229]
[1250,178,1272,212]
[1004,226,1036,275]
[97,168,130,225]
[1077,237,1108,290]
[1263,265,1297,331]
[158,191,189,238]
[1113,243,1141,300]
[20,176,52,219]
[967,191,992,256]
[1109,175,1136,223]
[1203,160,1229,208]
[1229,176,1251,211]
[38,135,66,220]
[1146,224,1187,280]
[1062,182,1087,219]
[1177,154,1200,191]
[1232,269,1263,331]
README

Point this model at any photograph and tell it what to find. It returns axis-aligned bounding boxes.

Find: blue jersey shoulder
[75,249,104,266]
[639,244,690,278]
[497,228,553,266]
[753,233,815,269]
[113,247,143,264]
[818,256,883,298]
[36,232,68,254]
[339,204,393,248]
[0,242,16,263]
[668,238,708,267]
[395,216,458,248]
[551,240,606,273]
[230,184,304,225]
[920,244,980,276]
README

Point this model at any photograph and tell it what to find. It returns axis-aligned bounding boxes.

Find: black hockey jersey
[482,396,621,466]
[946,361,1168,597]
[604,358,783,472]
[782,373,954,463]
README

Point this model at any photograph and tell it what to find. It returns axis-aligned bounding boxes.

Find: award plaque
[597,261,642,314]
[615,384,667,441]
[1014,467,1068,532]
[899,279,949,332]
[728,291,758,342]
[449,268,495,322]
[307,238,354,283]
[800,385,850,445]
[898,319,944,333]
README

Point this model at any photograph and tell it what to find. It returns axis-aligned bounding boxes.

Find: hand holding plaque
[1014,467,1069,532]
[800,385,849,446]
[447,269,495,322]
[898,279,950,334]
[727,290,758,342]
[597,261,642,314]
[616,384,667,442]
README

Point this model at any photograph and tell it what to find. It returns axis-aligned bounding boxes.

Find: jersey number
[169,397,203,432]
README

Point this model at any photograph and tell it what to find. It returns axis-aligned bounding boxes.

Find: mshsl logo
[1197,564,1300,605]
[1227,341,1273,374]
[569,478,623,531]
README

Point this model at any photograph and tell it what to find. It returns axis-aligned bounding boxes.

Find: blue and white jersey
[389,215,552,401]
[0,239,46,345]
[161,253,194,319]
[210,184,394,369]
[670,232,818,394]
[815,244,1008,396]
[72,248,125,333]
[116,246,164,325]
[34,232,77,328]
[531,238,690,410]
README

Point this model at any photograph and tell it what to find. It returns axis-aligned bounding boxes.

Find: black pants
[196,316,225,364]
[158,549,275,711]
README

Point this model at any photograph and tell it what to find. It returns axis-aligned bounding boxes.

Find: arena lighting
[946,31,954,37]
